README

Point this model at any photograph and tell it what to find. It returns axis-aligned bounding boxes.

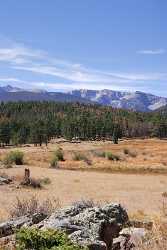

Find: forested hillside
[0,101,166,146]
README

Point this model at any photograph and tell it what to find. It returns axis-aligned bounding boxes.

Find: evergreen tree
[0,120,11,146]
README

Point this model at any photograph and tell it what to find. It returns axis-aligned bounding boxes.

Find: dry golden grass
[0,166,167,221]
[0,138,167,223]
[137,219,167,250]
[1,138,167,173]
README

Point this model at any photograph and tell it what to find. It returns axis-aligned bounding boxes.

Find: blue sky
[0,0,167,96]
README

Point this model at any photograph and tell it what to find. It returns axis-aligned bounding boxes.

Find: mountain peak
[0,84,23,92]
[70,89,167,112]
[0,85,167,112]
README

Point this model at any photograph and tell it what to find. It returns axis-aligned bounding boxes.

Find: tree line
[0,101,166,146]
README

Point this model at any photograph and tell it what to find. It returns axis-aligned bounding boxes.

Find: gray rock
[120,227,148,247]
[41,203,129,249]
[113,227,148,249]
[0,176,12,185]
[0,213,47,238]
[113,236,136,250]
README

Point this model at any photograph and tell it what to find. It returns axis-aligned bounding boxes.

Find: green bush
[54,148,64,161]
[94,151,106,158]
[3,150,24,165]
[105,151,120,161]
[73,152,87,161]
[50,155,59,168]
[16,228,87,250]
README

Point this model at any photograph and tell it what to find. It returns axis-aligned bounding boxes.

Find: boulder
[41,203,129,249]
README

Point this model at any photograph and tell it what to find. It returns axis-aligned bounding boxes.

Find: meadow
[0,138,167,221]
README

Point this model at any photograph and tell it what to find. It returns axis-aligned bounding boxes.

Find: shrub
[137,221,167,250]
[22,177,51,188]
[123,148,137,158]
[3,150,24,166]
[54,148,64,161]
[16,228,86,250]
[29,178,42,189]
[10,196,60,218]
[40,177,51,185]
[3,160,12,168]
[105,152,120,161]
[3,155,13,168]
[83,158,92,166]
[123,148,129,155]
[128,151,137,158]
[94,151,120,161]
[72,199,96,209]
[94,151,106,158]
[73,152,87,161]
[50,155,59,168]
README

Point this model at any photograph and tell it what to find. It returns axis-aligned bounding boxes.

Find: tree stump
[22,168,30,185]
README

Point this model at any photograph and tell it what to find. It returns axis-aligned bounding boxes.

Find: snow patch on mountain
[70,89,167,111]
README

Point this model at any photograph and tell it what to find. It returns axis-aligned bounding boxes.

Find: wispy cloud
[0,77,24,83]
[0,46,45,64]
[0,44,132,84]
[0,77,144,92]
[0,42,167,92]
[137,49,166,55]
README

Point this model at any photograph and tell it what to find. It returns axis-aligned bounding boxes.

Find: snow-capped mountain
[0,85,167,112]
[0,85,92,104]
[0,85,23,93]
[70,89,167,112]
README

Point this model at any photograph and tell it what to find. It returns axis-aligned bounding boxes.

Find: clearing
[0,138,167,220]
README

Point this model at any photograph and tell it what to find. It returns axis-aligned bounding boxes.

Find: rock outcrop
[0,202,151,249]
[39,203,129,249]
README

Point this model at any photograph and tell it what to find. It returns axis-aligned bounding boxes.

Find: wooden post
[24,168,30,185]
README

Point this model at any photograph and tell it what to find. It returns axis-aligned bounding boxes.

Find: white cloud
[109,72,167,81]
[13,65,133,84]
[0,77,24,83]
[0,42,167,92]
[13,64,167,83]
[137,49,166,55]
[0,77,138,92]
[0,46,45,65]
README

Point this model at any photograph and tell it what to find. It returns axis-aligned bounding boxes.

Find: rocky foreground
[0,202,152,249]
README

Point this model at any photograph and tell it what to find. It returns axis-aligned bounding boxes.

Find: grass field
[1,138,167,173]
[0,138,167,221]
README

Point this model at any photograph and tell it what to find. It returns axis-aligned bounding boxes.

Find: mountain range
[70,89,167,112]
[0,85,167,112]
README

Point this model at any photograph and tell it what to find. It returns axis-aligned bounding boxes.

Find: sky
[0,0,167,96]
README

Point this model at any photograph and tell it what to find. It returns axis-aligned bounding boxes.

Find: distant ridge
[0,84,167,111]
[0,85,92,104]
[70,89,167,112]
